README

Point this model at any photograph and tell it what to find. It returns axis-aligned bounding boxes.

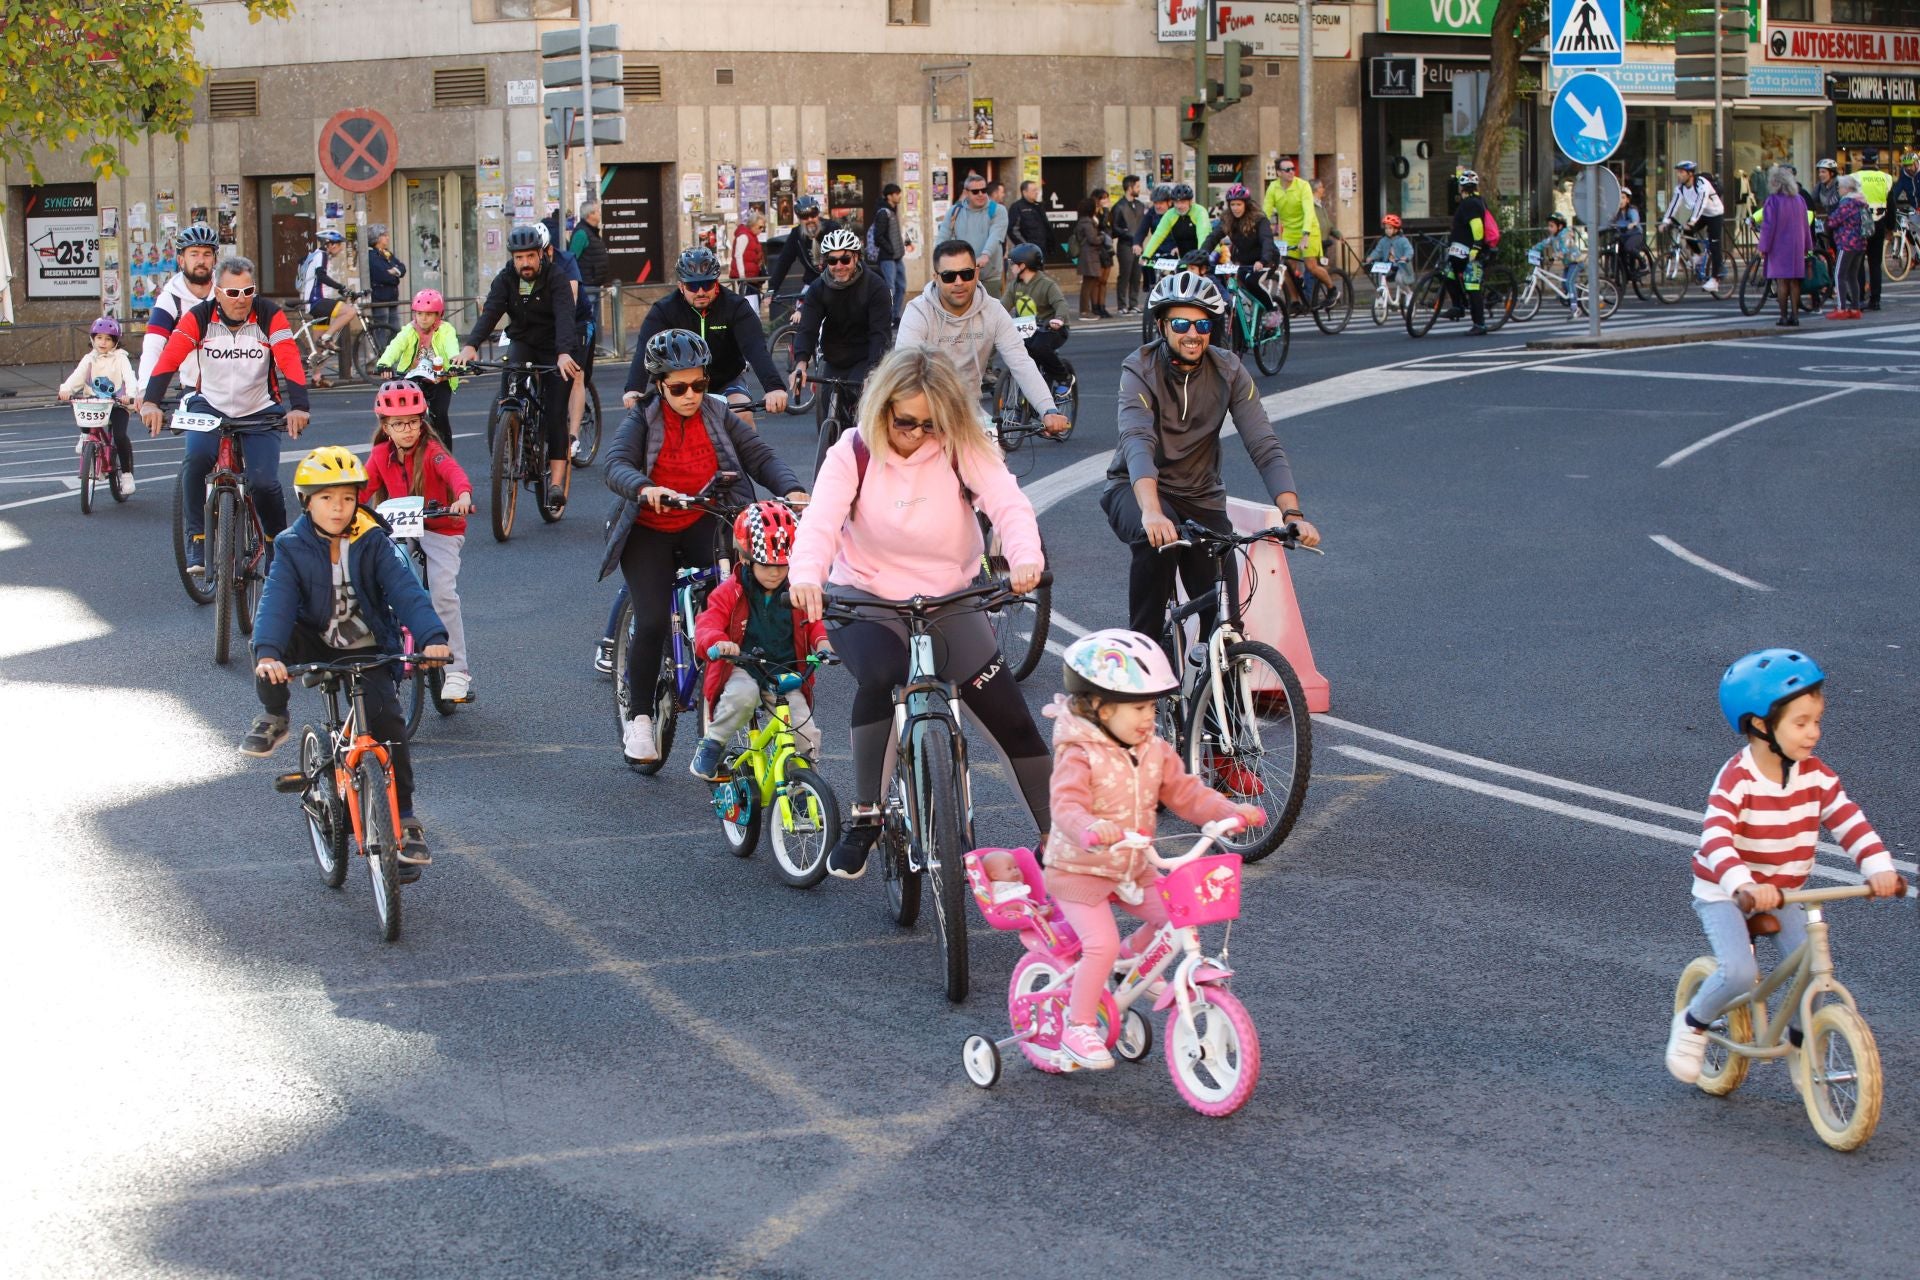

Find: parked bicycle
[468,358,568,542]
[272,653,435,943]
[374,497,461,738]
[705,649,843,886]
[1154,520,1317,859]
[960,818,1261,1116]
[1512,252,1619,322]
[1887,210,1919,282]
[823,572,1052,1004]
[170,406,277,664]
[70,392,129,515]
[1672,882,1906,1151]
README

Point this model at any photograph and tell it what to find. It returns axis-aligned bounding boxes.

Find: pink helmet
[411,288,445,313]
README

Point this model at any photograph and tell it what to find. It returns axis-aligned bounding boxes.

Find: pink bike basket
[1158,854,1244,927]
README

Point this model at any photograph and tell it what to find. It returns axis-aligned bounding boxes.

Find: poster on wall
[804,158,827,200]
[680,172,705,216]
[740,167,769,208]
[1159,153,1175,183]
[24,185,100,299]
[770,175,794,226]
[903,150,922,183]
[1020,131,1041,185]
[1133,148,1153,181]
[969,98,995,147]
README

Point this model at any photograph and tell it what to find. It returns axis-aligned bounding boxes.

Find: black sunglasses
[660,376,710,397]
[890,414,939,436]
[965,186,987,195]
[1166,317,1213,335]
[824,253,858,267]
[937,268,977,283]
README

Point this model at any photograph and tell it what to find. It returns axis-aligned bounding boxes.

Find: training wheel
[1116,1007,1154,1063]
[963,1034,1002,1088]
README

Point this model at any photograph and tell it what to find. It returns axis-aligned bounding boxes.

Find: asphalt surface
[9,281,1920,1279]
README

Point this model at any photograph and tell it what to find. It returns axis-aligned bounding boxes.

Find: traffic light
[1221,40,1253,105]
[1180,97,1207,146]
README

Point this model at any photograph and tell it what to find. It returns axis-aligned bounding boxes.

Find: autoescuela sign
[1763,21,1920,66]
[23,185,99,300]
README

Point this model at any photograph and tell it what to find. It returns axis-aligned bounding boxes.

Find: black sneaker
[239,714,290,757]
[546,483,568,513]
[1466,324,1489,337]
[398,819,431,882]
[827,819,881,880]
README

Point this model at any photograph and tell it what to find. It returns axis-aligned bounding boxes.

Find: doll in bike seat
[979,629,1263,1071]
[687,501,831,781]
[1665,649,1905,1085]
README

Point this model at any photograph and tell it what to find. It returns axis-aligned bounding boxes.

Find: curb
[1524,325,1779,351]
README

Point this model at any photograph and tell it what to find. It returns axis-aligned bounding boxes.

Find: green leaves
[0,0,293,183]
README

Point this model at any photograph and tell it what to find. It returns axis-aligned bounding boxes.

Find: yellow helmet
[293,445,367,497]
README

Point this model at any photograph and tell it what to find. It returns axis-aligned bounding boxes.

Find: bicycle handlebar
[461,359,561,374]
[821,571,1054,623]
[287,653,434,687]
[1780,882,1909,906]
[706,647,841,692]
[1110,817,1249,871]
[1159,520,1323,555]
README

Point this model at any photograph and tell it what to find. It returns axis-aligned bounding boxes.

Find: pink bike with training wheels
[960,817,1261,1117]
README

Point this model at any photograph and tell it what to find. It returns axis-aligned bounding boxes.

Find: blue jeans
[181,416,287,544]
[1685,897,1809,1026]
[878,259,906,324]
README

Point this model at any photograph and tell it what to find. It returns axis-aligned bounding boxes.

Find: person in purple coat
[1757,164,1812,327]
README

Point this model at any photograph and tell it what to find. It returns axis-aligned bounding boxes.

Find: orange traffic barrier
[1208,497,1330,713]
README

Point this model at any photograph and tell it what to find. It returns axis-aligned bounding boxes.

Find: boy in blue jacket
[247,445,450,873]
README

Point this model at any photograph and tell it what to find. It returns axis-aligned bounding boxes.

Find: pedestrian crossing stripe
[1553,0,1620,57]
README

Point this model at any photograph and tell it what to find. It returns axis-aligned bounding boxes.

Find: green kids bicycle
[707,649,843,887]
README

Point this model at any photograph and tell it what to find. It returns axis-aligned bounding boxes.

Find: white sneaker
[1665,1009,1707,1083]
[75,437,85,455]
[622,714,658,763]
[1704,277,1721,295]
[116,473,135,497]
[440,670,472,702]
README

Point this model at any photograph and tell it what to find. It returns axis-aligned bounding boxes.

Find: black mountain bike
[472,359,569,542]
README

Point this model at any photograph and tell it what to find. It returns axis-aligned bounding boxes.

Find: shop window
[473,0,575,18]
[1766,0,1812,19]
[1832,0,1920,24]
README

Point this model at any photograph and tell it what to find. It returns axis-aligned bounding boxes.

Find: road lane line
[1790,321,1920,341]
[1648,534,1773,590]
[1656,387,1861,467]
[1531,366,1913,391]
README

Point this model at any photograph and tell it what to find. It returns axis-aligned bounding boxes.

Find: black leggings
[257,623,415,815]
[619,516,719,714]
[827,593,1051,833]
[97,405,135,474]
[1101,483,1233,662]
[1439,257,1486,326]
[421,379,454,451]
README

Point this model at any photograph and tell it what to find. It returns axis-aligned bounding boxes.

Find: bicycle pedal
[272,772,307,794]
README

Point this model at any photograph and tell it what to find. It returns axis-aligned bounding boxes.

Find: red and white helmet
[733,501,797,566]
[411,288,445,313]
[374,379,428,418]
[1063,629,1178,702]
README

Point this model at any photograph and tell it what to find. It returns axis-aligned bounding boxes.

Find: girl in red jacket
[361,380,478,702]
[689,502,830,780]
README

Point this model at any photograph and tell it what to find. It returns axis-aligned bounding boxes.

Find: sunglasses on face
[890,413,939,436]
[1166,317,1213,335]
[1279,165,1297,174]
[661,377,710,397]
[682,279,719,292]
[218,285,257,300]
[965,187,986,196]
[824,253,858,267]
[800,212,820,220]
[937,267,977,283]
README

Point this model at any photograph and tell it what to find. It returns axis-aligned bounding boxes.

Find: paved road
[10,287,1920,1278]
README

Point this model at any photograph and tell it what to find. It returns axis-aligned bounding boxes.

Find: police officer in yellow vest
[1856,147,1894,312]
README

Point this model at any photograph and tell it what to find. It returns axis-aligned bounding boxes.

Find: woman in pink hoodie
[790,345,1048,879]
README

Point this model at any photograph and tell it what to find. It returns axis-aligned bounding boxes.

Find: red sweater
[692,569,827,713]
[1693,748,1894,902]
[360,439,473,535]
[635,403,717,533]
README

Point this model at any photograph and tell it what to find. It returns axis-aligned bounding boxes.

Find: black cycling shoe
[546,484,568,513]
[827,819,881,880]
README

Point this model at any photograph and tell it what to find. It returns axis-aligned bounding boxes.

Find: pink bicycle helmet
[411,288,445,313]
[1224,183,1252,203]
[1063,629,1178,702]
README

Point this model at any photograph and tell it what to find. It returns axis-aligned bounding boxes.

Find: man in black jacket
[1109,175,1149,313]
[459,224,581,511]
[766,196,828,295]
[1008,181,1051,253]
[871,183,907,328]
[624,246,788,426]
[790,226,892,474]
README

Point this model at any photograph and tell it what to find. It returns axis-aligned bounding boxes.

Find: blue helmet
[1719,648,1825,734]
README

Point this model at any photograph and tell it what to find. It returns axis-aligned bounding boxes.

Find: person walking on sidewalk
[1110,176,1149,314]
[1828,175,1870,321]
[1007,181,1051,255]
[1072,191,1112,319]
[870,183,908,328]
[1758,164,1812,327]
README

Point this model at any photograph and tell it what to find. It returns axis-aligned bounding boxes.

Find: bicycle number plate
[1012,316,1038,338]
[377,496,426,538]
[1447,243,1470,260]
[1274,242,1290,258]
[71,401,114,429]
[170,410,223,433]
[1526,249,1542,265]
[1151,258,1181,272]
[1370,263,1392,275]
[1213,263,1235,276]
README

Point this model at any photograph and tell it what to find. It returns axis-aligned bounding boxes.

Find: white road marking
[1648,534,1773,590]
[1531,366,1914,391]
[1790,321,1920,341]
[1656,386,1861,468]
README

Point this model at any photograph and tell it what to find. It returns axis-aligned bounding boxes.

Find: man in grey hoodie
[937,174,1008,287]
[896,240,1068,437]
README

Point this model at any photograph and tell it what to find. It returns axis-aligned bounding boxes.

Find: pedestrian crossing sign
[1550,0,1623,67]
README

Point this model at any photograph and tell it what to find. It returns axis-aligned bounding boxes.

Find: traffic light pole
[578,0,595,216]
[1298,0,1313,181]
[1712,3,1724,188]
[1192,2,1210,198]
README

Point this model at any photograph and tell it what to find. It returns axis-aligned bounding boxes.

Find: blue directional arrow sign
[1550,0,1624,67]
[1551,72,1626,166]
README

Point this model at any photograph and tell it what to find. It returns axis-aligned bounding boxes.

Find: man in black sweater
[623,246,789,426]
[789,227,892,474]
[1007,181,1051,253]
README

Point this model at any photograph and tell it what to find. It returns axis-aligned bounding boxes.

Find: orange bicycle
[274,653,427,941]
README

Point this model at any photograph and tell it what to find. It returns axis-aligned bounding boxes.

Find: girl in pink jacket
[991,628,1261,1070]
[789,345,1049,880]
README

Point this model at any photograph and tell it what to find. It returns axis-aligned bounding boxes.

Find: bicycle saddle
[1746,911,1781,939]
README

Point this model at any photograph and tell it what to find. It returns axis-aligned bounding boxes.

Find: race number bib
[1012,316,1038,338]
[170,410,222,433]
[377,496,426,538]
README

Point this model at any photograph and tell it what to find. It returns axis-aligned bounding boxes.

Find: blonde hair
[855,344,1000,472]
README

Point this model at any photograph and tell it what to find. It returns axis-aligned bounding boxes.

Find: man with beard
[137,222,221,395]
[460,223,582,514]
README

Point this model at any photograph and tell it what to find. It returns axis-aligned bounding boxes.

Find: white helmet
[1063,629,1179,702]
[1146,270,1227,318]
[819,227,862,256]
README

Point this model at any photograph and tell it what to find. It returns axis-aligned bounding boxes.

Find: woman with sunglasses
[788,345,1051,880]
[624,246,788,429]
[600,329,810,767]
[1099,271,1320,654]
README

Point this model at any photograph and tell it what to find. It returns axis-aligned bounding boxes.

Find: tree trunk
[1474,0,1549,209]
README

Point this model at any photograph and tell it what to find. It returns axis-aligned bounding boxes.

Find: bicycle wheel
[210,488,238,666]
[623,645,679,776]
[1888,233,1913,282]
[717,755,762,858]
[1184,640,1311,861]
[1802,1001,1882,1151]
[1310,266,1353,335]
[1252,301,1289,376]
[1624,251,1654,302]
[1166,987,1261,1117]
[1512,275,1542,323]
[1651,245,1688,303]
[572,380,603,467]
[490,410,519,542]
[402,651,428,741]
[981,521,1051,682]
[107,444,127,504]
[78,440,97,515]
[911,720,969,1002]
[882,770,922,927]
[358,757,402,943]
[301,727,348,888]
[1055,359,1079,436]
[351,328,379,381]
[1481,267,1516,333]
[171,474,215,605]
[770,763,839,888]
[1405,273,1444,338]
[1588,275,1620,321]
[1671,956,1753,1097]
[773,323,815,413]
[1370,283,1389,326]
[1738,257,1772,317]
[235,507,263,636]
[485,394,504,454]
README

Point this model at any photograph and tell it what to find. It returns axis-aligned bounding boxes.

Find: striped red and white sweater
[1693,747,1894,902]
